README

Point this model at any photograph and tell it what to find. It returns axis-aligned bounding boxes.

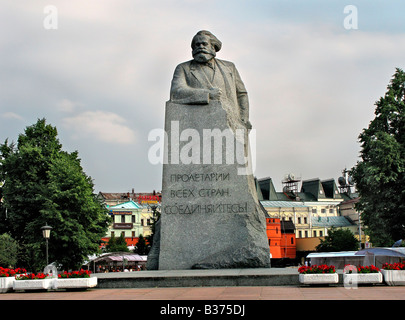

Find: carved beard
[192,48,216,63]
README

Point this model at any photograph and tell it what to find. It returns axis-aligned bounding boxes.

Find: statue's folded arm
[170,64,211,105]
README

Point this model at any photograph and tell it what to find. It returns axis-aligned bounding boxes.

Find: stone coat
[170,59,249,125]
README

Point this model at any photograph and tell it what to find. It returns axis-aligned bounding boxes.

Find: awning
[307,251,361,258]
[355,247,405,257]
[88,253,148,263]
[107,254,147,262]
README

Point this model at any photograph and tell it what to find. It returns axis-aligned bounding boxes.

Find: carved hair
[191,30,222,52]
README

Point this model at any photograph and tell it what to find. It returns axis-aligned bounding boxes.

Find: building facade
[266,217,296,260]
[257,176,359,255]
[101,200,143,248]
[98,190,161,245]
[99,199,159,249]
[97,190,161,207]
[338,197,369,248]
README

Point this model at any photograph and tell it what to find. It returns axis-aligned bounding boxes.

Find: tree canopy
[134,234,148,255]
[0,233,19,267]
[105,233,129,253]
[0,119,111,271]
[351,68,405,246]
[316,227,358,252]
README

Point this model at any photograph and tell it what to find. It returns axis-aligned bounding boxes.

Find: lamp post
[41,223,52,266]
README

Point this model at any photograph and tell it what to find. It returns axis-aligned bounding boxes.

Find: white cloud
[63,111,136,145]
[2,112,24,121]
[57,99,83,113]
[1,1,405,192]
[229,23,405,189]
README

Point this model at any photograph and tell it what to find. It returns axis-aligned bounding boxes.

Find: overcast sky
[1,1,405,193]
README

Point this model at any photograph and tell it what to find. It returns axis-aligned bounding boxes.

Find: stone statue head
[191,30,222,63]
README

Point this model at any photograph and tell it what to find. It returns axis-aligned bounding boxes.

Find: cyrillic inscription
[164,202,248,214]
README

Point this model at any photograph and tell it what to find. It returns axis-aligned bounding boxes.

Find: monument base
[149,101,270,270]
[96,268,300,288]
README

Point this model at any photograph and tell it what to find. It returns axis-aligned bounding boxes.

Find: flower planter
[382,270,405,286]
[54,277,97,290]
[343,272,383,285]
[0,277,15,293]
[299,273,339,285]
[13,278,52,291]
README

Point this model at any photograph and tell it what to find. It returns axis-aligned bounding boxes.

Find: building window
[321,209,326,213]
[320,230,323,237]
[312,208,317,213]
[329,209,334,213]
[147,219,151,225]
[298,231,302,238]
[305,231,308,238]
[121,215,125,223]
[313,230,317,237]
[291,237,294,244]
[141,219,144,226]
[132,231,135,238]
[304,217,307,224]
[111,231,115,237]
[276,227,278,234]
[268,239,271,246]
[298,217,301,224]
[132,215,136,223]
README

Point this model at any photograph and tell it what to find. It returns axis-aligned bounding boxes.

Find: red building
[266,217,296,259]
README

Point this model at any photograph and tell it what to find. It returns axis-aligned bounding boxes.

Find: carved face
[192,34,216,63]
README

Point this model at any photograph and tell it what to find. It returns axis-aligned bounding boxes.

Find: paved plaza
[1,285,402,319]
[1,285,405,300]
[2,268,405,301]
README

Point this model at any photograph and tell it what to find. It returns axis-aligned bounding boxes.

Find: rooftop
[256,176,357,202]
[311,216,354,227]
[109,200,142,209]
[260,200,308,208]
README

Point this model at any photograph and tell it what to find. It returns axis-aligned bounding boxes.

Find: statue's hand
[209,87,222,100]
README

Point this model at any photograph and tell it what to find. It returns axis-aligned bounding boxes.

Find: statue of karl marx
[170,30,252,130]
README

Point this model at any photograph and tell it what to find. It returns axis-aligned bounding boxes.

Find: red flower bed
[358,265,380,273]
[15,273,49,280]
[58,269,91,279]
[0,267,27,277]
[298,264,336,274]
[382,262,405,270]
[345,265,380,274]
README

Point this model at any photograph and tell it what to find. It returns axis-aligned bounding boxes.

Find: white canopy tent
[83,252,148,272]
[306,247,405,269]
[355,247,405,267]
[306,251,364,269]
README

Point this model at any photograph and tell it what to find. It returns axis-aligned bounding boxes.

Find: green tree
[0,182,10,234]
[105,233,129,252]
[0,233,19,267]
[351,68,405,246]
[0,119,110,271]
[145,205,160,252]
[134,234,148,255]
[316,227,358,252]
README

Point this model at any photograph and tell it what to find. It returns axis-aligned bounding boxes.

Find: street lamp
[41,223,52,266]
